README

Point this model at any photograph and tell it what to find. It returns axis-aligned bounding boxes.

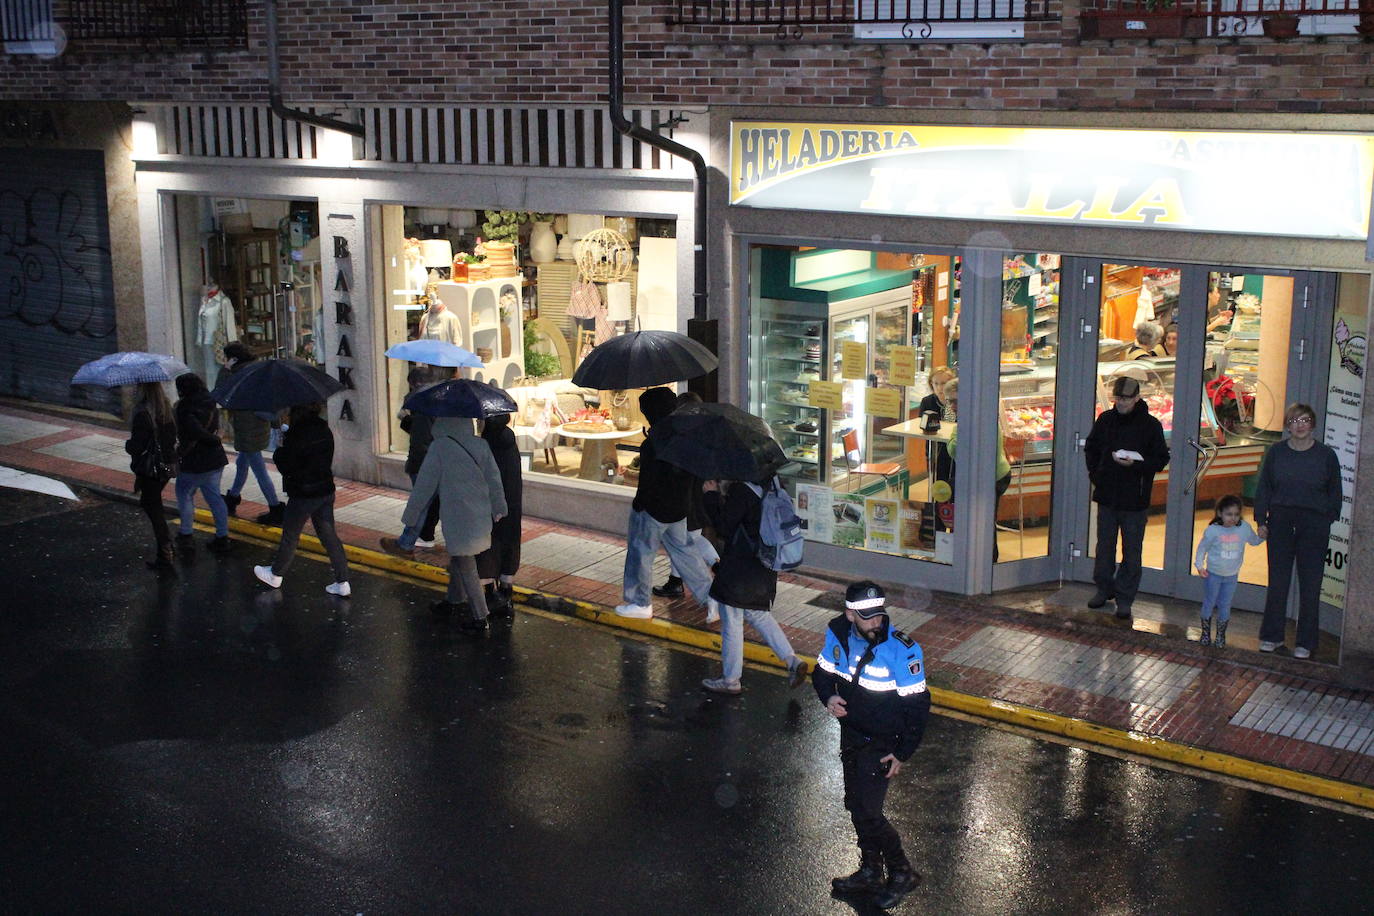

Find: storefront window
[375,207,677,488]
[173,195,323,386]
[997,253,1062,563]
[749,244,959,563]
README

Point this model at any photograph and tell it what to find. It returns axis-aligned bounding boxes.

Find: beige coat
[403,417,508,557]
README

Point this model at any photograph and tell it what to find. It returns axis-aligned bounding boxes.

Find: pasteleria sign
[729,122,1374,240]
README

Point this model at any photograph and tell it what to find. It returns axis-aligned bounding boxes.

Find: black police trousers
[841,743,908,868]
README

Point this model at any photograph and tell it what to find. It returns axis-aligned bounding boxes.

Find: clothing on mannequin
[198,284,238,384]
[418,302,461,344]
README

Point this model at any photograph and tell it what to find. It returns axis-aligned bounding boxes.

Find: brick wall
[1,2,1372,113]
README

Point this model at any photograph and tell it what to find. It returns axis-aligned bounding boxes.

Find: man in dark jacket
[1083,376,1170,618]
[253,402,351,597]
[613,387,716,620]
[476,411,523,618]
[814,581,930,910]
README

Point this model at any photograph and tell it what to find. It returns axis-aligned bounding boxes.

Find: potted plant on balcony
[1082,0,1207,40]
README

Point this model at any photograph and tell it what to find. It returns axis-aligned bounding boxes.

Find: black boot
[1087,590,1113,609]
[457,614,490,637]
[1215,619,1228,649]
[831,851,885,895]
[1199,616,1212,647]
[208,536,234,554]
[223,492,241,517]
[652,575,685,598]
[873,863,921,909]
[255,503,285,526]
[146,544,174,570]
[175,532,196,552]
[430,599,468,619]
[486,583,514,619]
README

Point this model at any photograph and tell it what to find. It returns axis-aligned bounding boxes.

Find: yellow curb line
[200,507,1374,811]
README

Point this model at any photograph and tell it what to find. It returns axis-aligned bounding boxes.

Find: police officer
[813,581,931,909]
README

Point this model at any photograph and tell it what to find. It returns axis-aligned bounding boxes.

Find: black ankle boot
[873,864,921,909]
[486,583,514,619]
[831,851,885,894]
[1215,620,1228,648]
[146,544,174,570]
[255,504,285,526]
[223,493,241,516]
[653,575,685,598]
[1200,617,1212,647]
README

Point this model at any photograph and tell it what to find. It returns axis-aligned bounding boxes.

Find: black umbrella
[403,378,518,418]
[571,330,718,390]
[648,402,787,482]
[210,358,345,410]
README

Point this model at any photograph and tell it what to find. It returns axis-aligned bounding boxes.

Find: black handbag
[132,415,176,484]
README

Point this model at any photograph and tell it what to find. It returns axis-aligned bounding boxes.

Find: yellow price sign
[841,341,868,380]
[889,346,916,387]
[865,386,903,419]
[807,380,844,410]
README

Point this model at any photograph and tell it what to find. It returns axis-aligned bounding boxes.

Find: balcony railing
[668,0,1059,29]
[64,0,249,47]
[1081,0,1374,38]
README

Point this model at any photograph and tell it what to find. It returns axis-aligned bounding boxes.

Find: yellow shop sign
[729,121,1374,240]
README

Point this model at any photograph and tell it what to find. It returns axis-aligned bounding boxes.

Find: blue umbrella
[210,358,345,410]
[385,339,484,368]
[72,351,190,388]
[403,379,517,418]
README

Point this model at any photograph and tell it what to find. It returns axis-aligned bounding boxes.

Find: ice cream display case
[1093,360,1219,443]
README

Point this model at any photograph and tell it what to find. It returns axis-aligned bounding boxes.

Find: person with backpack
[699,474,810,696]
[219,343,285,525]
[654,391,720,599]
[172,372,233,554]
[614,387,717,620]
[125,381,179,570]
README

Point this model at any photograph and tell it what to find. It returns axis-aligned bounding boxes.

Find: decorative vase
[529,221,557,263]
[501,323,512,358]
[556,234,576,261]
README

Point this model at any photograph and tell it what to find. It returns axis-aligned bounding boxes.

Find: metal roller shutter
[0,147,117,410]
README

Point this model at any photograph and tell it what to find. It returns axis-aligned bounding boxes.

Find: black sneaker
[207,536,234,554]
[652,576,684,598]
[873,867,922,909]
[457,616,490,637]
[831,854,885,894]
[1087,591,1113,609]
[1115,605,1132,620]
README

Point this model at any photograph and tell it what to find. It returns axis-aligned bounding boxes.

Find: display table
[557,426,639,481]
[880,420,953,501]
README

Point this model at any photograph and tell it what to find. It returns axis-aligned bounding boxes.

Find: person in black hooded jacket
[172,372,232,553]
[476,411,522,617]
[1083,375,1170,618]
[252,402,351,597]
[125,381,179,569]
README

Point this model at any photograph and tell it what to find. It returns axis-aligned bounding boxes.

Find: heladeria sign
[730,122,1374,240]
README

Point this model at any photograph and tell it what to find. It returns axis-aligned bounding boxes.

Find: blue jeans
[670,529,719,577]
[176,467,229,537]
[719,602,797,683]
[621,509,714,607]
[227,450,279,506]
[1201,573,1239,623]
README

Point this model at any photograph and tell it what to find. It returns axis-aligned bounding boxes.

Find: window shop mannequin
[198,282,238,385]
[418,297,461,344]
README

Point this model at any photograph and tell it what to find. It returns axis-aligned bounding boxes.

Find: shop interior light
[419,239,453,269]
[130,113,159,160]
[315,128,355,167]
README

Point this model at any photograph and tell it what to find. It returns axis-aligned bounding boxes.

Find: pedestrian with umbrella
[172,372,233,554]
[381,379,512,633]
[219,342,285,525]
[476,410,523,618]
[648,402,810,694]
[73,352,188,570]
[570,329,717,391]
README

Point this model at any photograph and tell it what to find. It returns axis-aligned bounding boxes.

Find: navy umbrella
[648,402,786,482]
[210,358,344,410]
[571,330,718,390]
[403,378,518,418]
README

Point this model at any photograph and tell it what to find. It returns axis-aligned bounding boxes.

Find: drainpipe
[264,0,364,139]
[608,0,717,399]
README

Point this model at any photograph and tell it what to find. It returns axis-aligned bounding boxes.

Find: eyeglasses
[1287,417,1314,427]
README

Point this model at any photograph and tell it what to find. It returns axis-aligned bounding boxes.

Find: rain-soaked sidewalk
[4,401,1374,802]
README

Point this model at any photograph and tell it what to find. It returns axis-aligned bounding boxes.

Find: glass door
[829,312,871,489]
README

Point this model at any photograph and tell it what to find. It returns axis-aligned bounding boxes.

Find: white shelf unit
[433,277,526,388]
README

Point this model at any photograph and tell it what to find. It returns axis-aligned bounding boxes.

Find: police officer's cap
[845,581,887,619]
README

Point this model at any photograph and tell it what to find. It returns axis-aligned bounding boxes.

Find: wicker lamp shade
[575,228,633,283]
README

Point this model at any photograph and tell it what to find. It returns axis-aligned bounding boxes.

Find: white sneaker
[1259,640,1279,653]
[253,565,282,589]
[1293,646,1312,660]
[415,538,437,548]
[706,598,720,624]
[614,603,654,619]
[325,581,351,597]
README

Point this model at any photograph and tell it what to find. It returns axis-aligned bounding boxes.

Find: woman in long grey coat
[402,416,508,633]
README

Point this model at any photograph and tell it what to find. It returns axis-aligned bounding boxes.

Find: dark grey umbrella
[647,402,786,482]
[210,358,344,410]
[403,378,518,418]
[571,330,718,390]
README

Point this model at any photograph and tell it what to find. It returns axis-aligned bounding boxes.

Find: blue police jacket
[812,613,932,761]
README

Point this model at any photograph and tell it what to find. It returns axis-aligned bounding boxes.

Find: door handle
[1184,438,1218,496]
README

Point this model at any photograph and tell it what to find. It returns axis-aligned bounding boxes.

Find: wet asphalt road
[2,486,1374,915]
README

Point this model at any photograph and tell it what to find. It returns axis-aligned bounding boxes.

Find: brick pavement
[4,403,1374,794]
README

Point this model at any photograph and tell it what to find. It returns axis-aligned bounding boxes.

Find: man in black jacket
[814,581,930,909]
[1083,376,1170,618]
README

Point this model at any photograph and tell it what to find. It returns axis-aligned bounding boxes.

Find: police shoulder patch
[908,658,923,676]
[891,629,915,649]
[832,645,843,663]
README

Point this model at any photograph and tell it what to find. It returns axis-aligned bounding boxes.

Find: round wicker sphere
[575,228,633,282]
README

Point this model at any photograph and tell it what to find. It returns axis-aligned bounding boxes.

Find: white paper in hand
[1113,449,1144,462]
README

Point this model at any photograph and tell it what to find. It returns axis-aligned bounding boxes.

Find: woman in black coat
[173,372,232,553]
[699,477,808,696]
[124,381,178,569]
[476,412,523,617]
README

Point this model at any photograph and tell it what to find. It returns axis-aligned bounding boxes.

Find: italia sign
[730,122,1374,240]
